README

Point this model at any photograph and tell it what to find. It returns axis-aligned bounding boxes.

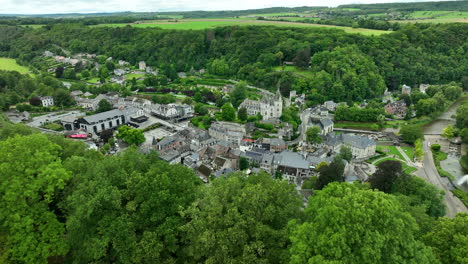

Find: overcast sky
[0,0,452,15]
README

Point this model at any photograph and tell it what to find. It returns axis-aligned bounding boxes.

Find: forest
[0,120,466,264]
[0,22,467,103]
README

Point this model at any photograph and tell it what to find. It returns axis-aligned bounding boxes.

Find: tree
[105,60,115,71]
[238,107,248,121]
[0,134,71,263]
[289,182,439,264]
[392,174,445,218]
[422,213,468,264]
[183,172,303,263]
[221,103,236,121]
[369,160,403,193]
[306,126,322,144]
[193,92,204,103]
[442,125,455,139]
[239,156,249,170]
[182,97,193,105]
[63,68,76,80]
[339,145,352,162]
[230,82,247,108]
[65,149,201,263]
[315,157,345,190]
[81,69,90,79]
[400,125,423,144]
[96,99,113,113]
[194,103,208,115]
[116,125,145,145]
[29,96,42,106]
[55,66,64,78]
[53,89,75,107]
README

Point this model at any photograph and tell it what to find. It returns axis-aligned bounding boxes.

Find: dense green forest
[1,22,467,102]
[0,120,466,264]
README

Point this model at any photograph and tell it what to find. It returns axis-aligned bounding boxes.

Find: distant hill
[339,1,468,12]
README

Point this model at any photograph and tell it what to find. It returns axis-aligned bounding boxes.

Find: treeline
[0,122,466,264]
[0,70,74,110]
[334,105,385,122]
[0,23,467,102]
[340,1,468,12]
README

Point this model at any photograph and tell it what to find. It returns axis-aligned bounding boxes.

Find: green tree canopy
[306,126,322,144]
[400,124,423,144]
[221,102,236,121]
[116,125,145,145]
[65,149,201,263]
[422,213,468,264]
[289,182,439,264]
[183,172,303,264]
[0,134,71,263]
[97,99,113,113]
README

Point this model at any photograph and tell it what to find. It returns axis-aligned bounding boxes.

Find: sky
[0,0,453,15]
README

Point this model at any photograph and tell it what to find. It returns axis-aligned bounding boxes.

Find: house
[159,150,181,165]
[139,61,146,70]
[385,100,407,118]
[239,88,282,120]
[419,84,430,94]
[77,109,133,135]
[114,69,126,76]
[260,153,274,174]
[150,104,193,120]
[323,101,338,111]
[402,84,411,95]
[40,96,54,107]
[208,122,246,146]
[71,90,83,97]
[325,134,376,160]
[156,136,181,152]
[118,60,129,66]
[301,117,334,141]
[273,151,311,185]
[257,138,287,153]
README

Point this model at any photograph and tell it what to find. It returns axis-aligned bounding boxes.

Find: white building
[325,134,376,160]
[139,61,146,70]
[239,88,282,120]
[40,96,54,107]
[77,109,136,135]
[208,122,246,146]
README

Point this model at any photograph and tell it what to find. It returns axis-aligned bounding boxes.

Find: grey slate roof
[326,134,376,149]
[274,151,310,169]
[80,109,123,125]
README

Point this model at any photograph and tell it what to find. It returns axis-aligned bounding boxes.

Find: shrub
[431,144,441,151]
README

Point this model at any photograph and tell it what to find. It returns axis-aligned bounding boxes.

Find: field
[376,145,405,161]
[274,65,315,78]
[395,10,468,23]
[96,19,390,35]
[0,58,30,74]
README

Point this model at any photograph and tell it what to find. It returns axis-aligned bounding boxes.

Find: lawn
[125,73,146,79]
[0,58,30,74]
[96,19,390,35]
[374,157,417,174]
[401,146,414,161]
[376,145,405,161]
[333,121,380,131]
[19,24,45,29]
[274,65,315,78]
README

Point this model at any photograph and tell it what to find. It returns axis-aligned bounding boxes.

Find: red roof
[242,138,254,142]
[68,134,87,139]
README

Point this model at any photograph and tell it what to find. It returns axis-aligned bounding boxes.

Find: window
[117,119,120,126]
[109,121,113,127]
[101,124,105,130]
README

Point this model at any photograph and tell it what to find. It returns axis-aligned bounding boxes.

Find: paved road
[416,140,467,217]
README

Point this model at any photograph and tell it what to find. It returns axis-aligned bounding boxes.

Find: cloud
[0,0,453,14]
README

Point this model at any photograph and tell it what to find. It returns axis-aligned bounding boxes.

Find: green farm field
[0,58,30,74]
[96,19,390,35]
[274,65,315,78]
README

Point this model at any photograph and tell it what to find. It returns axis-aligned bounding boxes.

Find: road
[416,141,467,217]
[415,99,468,218]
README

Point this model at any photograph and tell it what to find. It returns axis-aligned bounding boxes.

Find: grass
[374,157,417,174]
[431,149,455,181]
[95,19,390,35]
[125,73,146,79]
[452,189,468,208]
[19,24,45,29]
[376,145,405,161]
[0,58,30,74]
[334,121,380,131]
[274,65,315,78]
[401,146,414,161]
[408,11,468,19]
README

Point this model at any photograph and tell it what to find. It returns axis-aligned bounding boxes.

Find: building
[139,61,146,70]
[385,100,407,118]
[239,88,282,120]
[40,96,54,107]
[150,104,193,120]
[325,134,376,160]
[419,84,430,94]
[273,151,311,185]
[208,122,246,146]
[402,84,411,95]
[323,101,338,111]
[77,109,133,135]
